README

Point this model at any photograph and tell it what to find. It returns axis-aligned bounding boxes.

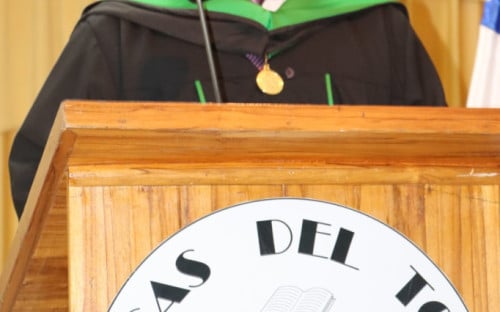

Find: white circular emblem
[109,198,467,311]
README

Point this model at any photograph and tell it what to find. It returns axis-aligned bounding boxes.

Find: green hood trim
[127,0,398,30]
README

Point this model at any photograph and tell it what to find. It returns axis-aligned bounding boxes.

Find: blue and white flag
[467,0,500,108]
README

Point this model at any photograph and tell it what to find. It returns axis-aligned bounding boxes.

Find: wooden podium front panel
[68,182,499,311]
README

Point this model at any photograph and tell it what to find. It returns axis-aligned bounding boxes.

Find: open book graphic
[261,286,334,312]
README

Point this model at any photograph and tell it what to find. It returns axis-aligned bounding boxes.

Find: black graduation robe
[9,0,446,217]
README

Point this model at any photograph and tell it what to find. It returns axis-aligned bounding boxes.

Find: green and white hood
[128,0,398,30]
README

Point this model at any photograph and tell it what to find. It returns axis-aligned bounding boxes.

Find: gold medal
[256,61,284,95]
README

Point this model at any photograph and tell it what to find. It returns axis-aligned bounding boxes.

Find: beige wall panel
[0,0,94,272]
[402,0,483,106]
[0,132,17,274]
[0,1,7,132]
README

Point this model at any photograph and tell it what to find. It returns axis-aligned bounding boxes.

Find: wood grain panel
[68,164,500,187]
[10,177,69,312]
[65,183,499,311]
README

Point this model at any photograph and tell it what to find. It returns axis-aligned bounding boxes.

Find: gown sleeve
[9,17,119,217]
[386,5,447,106]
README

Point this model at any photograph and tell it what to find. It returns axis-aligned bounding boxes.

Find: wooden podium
[0,101,499,311]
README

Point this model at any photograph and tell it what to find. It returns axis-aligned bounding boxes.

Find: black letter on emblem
[298,219,322,255]
[419,301,450,311]
[396,267,433,306]
[151,281,189,312]
[257,220,292,255]
[176,249,211,287]
[330,228,354,264]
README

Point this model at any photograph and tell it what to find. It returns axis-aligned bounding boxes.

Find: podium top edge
[58,100,500,134]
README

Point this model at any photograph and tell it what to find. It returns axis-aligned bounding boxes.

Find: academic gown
[9,0,446,217]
